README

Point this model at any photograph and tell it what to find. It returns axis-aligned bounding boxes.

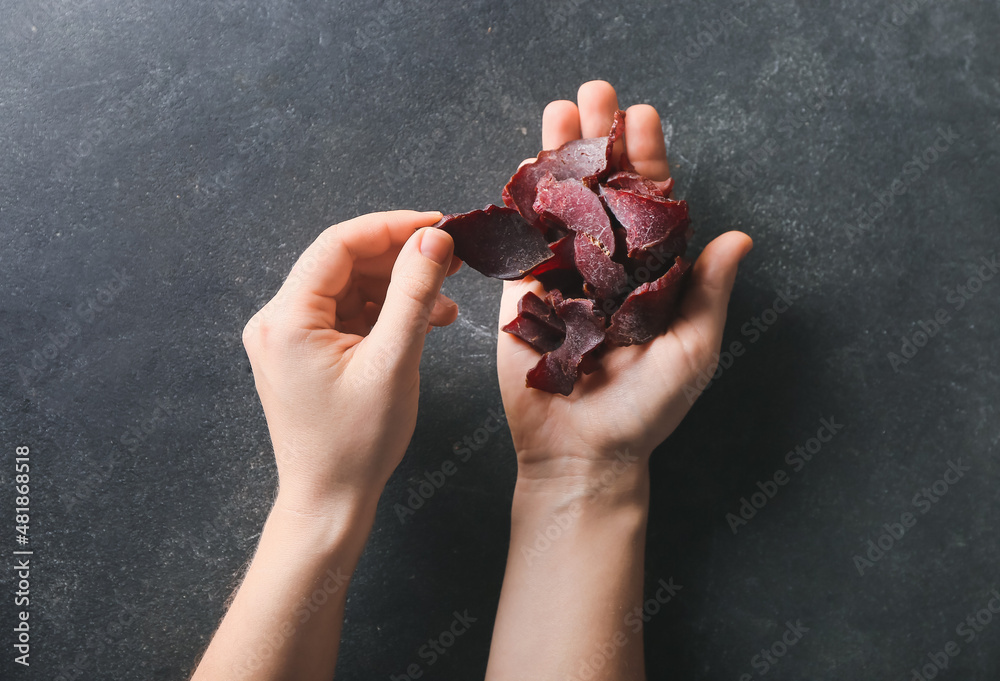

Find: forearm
[191,491,376,681]
[486,458,650,681]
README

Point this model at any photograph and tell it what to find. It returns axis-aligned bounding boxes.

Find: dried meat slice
[515,290,565,335]
[606,258,692,346]
[582,109,626,187]
[600,185,691,258]
[434,205,553,280]
[527,233,576,277]
[533,174,616,257]
[501,290,566,354]
[503,110,626,225]
[503,315,563,354]
[605,171,674,199]
[626,227,692,282]
[525,297,606,395]
[575,234,627,303]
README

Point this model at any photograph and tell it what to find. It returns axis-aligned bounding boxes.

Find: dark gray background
[1,0,998,679]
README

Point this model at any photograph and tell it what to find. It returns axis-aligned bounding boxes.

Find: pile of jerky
[435,110,692,395]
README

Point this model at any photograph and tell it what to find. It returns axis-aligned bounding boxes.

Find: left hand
[497,81,753,477]
[241,211,462,513]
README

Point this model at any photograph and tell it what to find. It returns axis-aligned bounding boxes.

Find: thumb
[363,227,454,374]
[676,231,754,346]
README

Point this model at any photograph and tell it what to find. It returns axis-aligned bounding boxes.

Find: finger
[517,156,537,170]
[362,227,455,374]
[428,293,459,327]
[281,210,443,327]
[624,104,671,181]
[352,275,389,307]
[355,267,459,313]
[578,80,620,138]
[362,301,381,330]
[446,255,463,277]
[670,232,754,354]
[333,282,367,321]
[338,315,374,337]
[542,100,582,150]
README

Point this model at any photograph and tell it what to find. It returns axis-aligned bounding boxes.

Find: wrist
[508,458,649,568]
[515,449,649,495]
[270,487,379,557]
[513,453,650,516]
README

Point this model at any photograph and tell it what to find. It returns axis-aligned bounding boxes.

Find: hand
[242,211,461,513]
[497,81,754,477]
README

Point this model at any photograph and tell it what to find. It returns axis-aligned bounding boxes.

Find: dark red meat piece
[533,174,617,257]
[534,267,584,295]
[531,235,585,293]
[526,297,606,395]
[605,171,674,198]
[606,258,692,346]
[575,234,627,302]
[501,291,566,354]
[438,108,700,394]
[434,205,553,280]
[503,111,625,224]
[626,230,691,282]
[528,233,576,277]
[600,185,690,258]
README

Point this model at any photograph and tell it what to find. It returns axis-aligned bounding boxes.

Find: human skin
[190,211,462,681]
[191,81,751,681]
[484,80,753,681]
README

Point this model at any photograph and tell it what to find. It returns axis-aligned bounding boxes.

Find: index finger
[281,210,443,323]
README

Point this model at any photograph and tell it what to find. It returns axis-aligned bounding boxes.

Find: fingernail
[740,237,754,261]
[419,228,453,265]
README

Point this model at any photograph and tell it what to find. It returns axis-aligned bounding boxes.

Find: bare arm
[191,210,461,681]
[485,80,752,681]
[192,496,373,680]
[489,462,649,680]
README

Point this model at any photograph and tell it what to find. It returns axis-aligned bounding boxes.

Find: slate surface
[1,0,998,679]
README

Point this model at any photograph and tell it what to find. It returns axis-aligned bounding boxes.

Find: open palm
[497,81,753,469]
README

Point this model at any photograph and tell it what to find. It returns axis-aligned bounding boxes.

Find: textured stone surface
[1,0,998,678]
